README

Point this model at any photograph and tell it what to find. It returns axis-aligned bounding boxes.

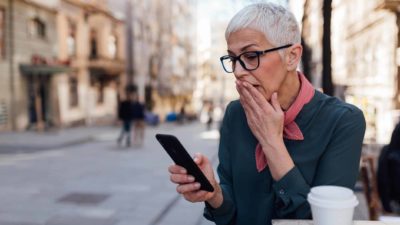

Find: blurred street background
[0,0,399,224]
[0,121,220,225]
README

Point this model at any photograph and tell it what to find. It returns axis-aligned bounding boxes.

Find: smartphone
[155,134,214,192]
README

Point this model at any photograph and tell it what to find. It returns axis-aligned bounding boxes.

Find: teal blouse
[204,90,366,225]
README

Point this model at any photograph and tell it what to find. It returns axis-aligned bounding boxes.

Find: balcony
[88,57,125,75]
[376,0,400,11]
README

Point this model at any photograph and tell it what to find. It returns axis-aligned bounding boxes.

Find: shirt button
[279,189,285,195]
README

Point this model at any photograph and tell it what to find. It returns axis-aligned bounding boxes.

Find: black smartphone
[155,134,214,192]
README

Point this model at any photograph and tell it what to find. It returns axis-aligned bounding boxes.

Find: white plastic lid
[308,193,359,208]
[307,185,358,208]
[310,185,354,200]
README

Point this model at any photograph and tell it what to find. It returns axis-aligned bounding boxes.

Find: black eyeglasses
[219,44,293,73]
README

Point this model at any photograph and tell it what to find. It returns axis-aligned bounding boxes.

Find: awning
[19,64,73,76]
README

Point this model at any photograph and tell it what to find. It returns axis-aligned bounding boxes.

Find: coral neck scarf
[255,72,315,172]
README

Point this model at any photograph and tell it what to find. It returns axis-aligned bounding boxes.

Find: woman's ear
[286,44,303,71]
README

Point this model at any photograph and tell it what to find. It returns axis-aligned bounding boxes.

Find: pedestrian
[377,121,400,214]
[167,3,366,225]
[177,103,186,124]
[117,92,134,147]
[206,102,214,130]
[132,94,146,147]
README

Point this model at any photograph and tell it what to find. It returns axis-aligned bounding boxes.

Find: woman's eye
[243,53,258,60]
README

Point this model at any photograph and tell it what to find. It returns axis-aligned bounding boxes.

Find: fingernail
[194,183,201,188]
[188,176,195,182]
[181,169,186,173]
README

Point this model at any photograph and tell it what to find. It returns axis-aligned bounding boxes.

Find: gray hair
[225,3,301,47]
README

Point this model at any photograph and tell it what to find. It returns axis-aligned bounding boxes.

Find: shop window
[69,74,79,108]
[28,17,46,39]
[67,19,77,57]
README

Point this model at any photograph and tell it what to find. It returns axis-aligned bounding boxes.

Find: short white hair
[225,2,301,47]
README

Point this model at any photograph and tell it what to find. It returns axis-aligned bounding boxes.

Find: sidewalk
[0,125,120,154]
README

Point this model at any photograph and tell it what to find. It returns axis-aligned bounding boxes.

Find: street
[0,122,217,225]
[0,121,369,225]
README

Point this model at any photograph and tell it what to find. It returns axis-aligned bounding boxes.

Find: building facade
[295,0,400,144]
[57,0,125,127]
[193,1,250,121]
[0,0,59,131]
[0,0,125,131]
[124,0,197,120]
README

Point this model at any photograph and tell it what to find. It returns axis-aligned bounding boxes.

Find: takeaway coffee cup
[307,185,358,225]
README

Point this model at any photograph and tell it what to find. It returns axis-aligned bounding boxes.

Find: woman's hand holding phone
[168,153,223,208]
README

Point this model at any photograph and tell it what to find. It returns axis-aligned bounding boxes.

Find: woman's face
[227,28,288,101]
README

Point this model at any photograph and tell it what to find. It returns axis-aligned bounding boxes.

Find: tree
[322,0,334,96]
[301,0,312,82]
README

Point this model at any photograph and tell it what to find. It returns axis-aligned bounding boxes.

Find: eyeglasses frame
[219,44,293,73]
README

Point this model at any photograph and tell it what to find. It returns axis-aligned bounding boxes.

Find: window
[90,75,105,104]
[67,20,77,57]
[108,34,117,59]
[89,29,98,59]
[28,17,46,39]
[69,74,79,107]
[0,8,5,59]
[97,81,105,104]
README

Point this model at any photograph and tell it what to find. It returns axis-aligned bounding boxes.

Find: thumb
[194,152,203,165]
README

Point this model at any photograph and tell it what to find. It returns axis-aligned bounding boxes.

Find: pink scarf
[255,72,315,172]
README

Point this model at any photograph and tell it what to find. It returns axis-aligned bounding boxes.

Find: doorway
[27,75,50,131]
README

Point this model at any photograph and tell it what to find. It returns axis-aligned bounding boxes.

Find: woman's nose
[233,62,248,79]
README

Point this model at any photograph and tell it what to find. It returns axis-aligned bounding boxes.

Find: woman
[168,3,366,225]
